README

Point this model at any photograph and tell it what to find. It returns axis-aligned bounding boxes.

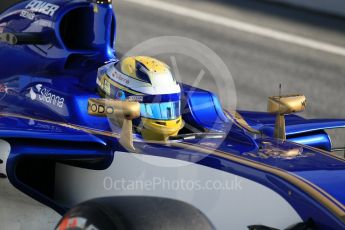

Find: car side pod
[87,98,140,151]
[268,95,307,140]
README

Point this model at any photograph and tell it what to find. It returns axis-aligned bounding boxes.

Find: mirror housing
[88,98,140,151]
[268,95,306,115]
[268,95,306,140]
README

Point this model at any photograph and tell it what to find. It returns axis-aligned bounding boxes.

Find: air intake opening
[60,7,95,50]
[110,15,115,49]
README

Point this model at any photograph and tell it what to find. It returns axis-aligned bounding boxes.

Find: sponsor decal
[128,95,143,102]
[28,119,63,132]
[25,0,60,17]
[0,23,6,33]
[97,75,111,96]
[102,77,111,96]
[88,101,116,116]
[29,84,65,109]
[0,84,17,101]
[35,19,53,28]
[0,84,8,93]
[20,10,35,20]
[112,71,130,85]
[301,99,307,107]
[115,90,126,100]
[57,216,99,230]
[93,4,99,14]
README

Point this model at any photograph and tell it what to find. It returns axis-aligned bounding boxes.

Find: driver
[96,56,184,141]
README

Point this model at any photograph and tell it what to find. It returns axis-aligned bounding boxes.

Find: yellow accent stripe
[1,112,345,223]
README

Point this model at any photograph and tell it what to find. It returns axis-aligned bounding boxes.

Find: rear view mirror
[88,98,140,151]
[268,95,306,140]
[268,95,306,115]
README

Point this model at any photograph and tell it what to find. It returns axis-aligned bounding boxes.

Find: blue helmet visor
[140,101,181,120]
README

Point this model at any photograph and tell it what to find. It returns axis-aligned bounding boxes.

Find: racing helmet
[96,56,184,141]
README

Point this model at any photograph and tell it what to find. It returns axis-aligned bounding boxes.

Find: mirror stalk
[120,119,135,152]
[274,114,286,140]
[268,95,306,141]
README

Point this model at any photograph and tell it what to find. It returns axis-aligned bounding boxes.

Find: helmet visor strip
[140,101,181,120]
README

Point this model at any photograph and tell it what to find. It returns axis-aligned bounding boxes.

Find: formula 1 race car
[1,1,345,230]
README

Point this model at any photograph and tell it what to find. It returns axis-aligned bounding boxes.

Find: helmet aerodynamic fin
[135,61,152,84]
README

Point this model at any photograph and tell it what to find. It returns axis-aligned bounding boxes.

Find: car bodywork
[1,1,345,229]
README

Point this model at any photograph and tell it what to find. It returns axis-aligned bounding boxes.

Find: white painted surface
[125,0,345,57]
[55,152,302,229]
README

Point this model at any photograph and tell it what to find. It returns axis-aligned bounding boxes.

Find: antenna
[278,84,282,140]
[343,139,345,158]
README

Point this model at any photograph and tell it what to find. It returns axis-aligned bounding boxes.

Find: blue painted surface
[131,137,345,229]
[296,170,345,205]
[182,84,231,132]
[239,111,345,136]
[1,1,345,229]
[6,135,115,214]
[0,0,116,90]
[239,110,345,150]
[289,131,332,151]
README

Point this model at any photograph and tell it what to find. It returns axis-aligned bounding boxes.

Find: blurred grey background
[0,0,345,229]
[114,0,345,119]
